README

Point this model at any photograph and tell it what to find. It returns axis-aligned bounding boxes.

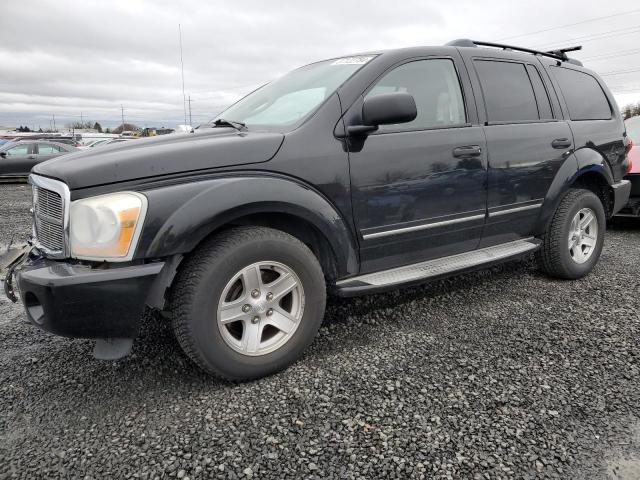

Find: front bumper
[15,258,163,339]
[611,179,632,215]
[615,174,639,217]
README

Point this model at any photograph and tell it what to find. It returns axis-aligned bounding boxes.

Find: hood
[33,128,284,189]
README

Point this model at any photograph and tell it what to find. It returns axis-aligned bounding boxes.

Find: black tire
[169,226,326,381]
[538,188,606,279]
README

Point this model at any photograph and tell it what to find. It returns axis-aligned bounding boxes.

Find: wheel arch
[535,148,615,235]
[139,174,359,277]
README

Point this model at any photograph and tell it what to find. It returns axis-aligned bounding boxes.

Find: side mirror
[348,92,417,136]
[0,152,6,158]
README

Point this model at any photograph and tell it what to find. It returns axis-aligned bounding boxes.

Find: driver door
[0,143,36,176]
[347,57,488,273]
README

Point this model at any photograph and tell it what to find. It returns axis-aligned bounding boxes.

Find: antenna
[179,24,188,126]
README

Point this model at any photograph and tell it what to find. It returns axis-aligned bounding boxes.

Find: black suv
[3,39,631,380]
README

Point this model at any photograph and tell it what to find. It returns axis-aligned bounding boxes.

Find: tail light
[627,138,634,174]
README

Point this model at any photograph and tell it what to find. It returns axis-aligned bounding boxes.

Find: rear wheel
[169,227,326,380]
[538,188,606,279]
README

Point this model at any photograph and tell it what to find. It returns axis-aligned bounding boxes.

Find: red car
[618,116,640,217]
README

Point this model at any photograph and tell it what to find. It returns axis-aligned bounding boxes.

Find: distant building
[142,127,175,137]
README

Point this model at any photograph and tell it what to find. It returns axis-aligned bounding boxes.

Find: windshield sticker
[332,55,375,65]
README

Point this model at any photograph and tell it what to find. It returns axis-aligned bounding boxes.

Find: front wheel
[169,227,326,380]
[538,188,606,279]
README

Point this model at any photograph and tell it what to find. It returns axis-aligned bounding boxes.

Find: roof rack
[446,39,583,66]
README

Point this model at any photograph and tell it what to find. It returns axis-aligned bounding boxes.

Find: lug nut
[242,304,251,313]
[266,308,274,317]
[251,289,260,298]
[252,316,260,324]
[266,292,273,301]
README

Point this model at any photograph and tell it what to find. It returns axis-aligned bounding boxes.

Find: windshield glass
[213,55,375,131]
[626,116,640,141]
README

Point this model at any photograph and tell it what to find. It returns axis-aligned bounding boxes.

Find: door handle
[551,138,572,149]
[27,155,36,159]
[452,145,482,157]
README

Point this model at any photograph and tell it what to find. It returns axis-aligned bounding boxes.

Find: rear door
[36,142,65,162]
[462,53,573,246]
[0,143,36,176]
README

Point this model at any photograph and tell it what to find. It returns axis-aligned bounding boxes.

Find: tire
[538,188,606,279]
[169,226,326,381]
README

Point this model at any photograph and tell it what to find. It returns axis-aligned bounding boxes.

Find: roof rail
[446,39,583,66]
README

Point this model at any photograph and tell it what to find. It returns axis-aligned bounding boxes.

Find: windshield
[626,116,640,141]
[213,55,376,131]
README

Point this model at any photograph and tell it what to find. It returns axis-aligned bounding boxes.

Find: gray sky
[1,0,640,129]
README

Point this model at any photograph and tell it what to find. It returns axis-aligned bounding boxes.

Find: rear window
[551,67,611,121]
[474,60,539,123]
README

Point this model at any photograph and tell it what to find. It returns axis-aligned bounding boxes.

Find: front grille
[33,184,66,254]
[34,186,63,220]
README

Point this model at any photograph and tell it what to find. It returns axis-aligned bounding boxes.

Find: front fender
[535,147,613,234]
[135,173,359,276]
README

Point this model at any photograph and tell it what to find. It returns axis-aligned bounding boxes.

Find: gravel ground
[1,183,639,479]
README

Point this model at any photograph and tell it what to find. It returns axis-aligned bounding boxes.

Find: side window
[5,144,30,156]
[38,143,61,154]
[551,67,611,121]
[526,65,554,120]
[474,60,539,123]
[365,59,466,132]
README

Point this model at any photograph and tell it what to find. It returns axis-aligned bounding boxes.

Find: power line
[600,68,640,77]
[532,26,640,49]
[582,49,640,61]
[497,9,640,41]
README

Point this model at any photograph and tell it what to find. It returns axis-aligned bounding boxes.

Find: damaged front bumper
[2,247,163,341]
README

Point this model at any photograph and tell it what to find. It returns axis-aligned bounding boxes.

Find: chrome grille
[34,186,63,220]
[30,176,69,257]
[34,213,64,251]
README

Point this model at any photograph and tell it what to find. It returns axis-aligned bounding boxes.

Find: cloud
[1,0,639,128]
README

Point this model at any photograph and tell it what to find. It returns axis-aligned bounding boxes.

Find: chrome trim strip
[488,202,543,218]
[28,174,71,259]
[362,213,485,240]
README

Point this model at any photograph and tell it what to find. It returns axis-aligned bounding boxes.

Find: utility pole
[178,24,187,126]
[52,114,56,131]
[80,111,83,126]
[188,95,192,126]
[121,105,125,132]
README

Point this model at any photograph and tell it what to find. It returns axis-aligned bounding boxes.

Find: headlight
[69,192,147,261]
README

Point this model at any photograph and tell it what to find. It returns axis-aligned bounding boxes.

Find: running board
[337,238,540,296]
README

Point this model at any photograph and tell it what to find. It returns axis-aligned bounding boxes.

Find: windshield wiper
[213,118,247,131]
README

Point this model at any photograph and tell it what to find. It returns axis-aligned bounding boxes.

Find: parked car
[98,137,137,147]
[617,115,640,217]
[13,136,80,147]
[2,39,630,380]
[0,140,77,178]
[77,139,104,149]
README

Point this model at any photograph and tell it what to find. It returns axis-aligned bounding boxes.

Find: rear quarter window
[551,67,612,121]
